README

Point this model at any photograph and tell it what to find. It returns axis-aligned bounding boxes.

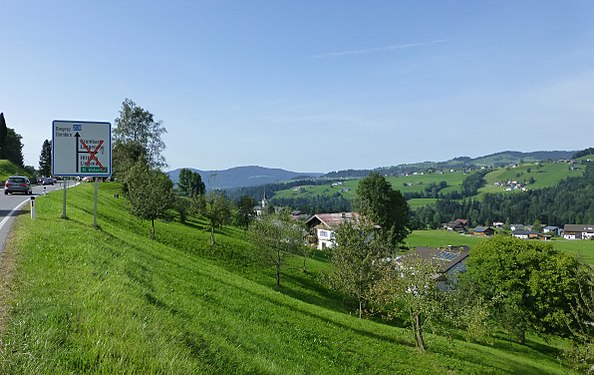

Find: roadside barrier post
[30,196,36,219]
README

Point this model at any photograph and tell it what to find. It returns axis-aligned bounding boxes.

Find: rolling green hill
[272,159,585,208]
[0,184,578,373]
[0,159,32,181]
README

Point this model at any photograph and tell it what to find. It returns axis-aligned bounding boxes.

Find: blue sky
[2,1,594,173]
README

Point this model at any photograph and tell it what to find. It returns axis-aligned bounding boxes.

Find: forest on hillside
[412,161,594,228]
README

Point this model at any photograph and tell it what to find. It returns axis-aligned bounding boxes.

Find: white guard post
[30,196,36,219]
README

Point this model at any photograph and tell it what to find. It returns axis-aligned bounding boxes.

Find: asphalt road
[0,182,66,253]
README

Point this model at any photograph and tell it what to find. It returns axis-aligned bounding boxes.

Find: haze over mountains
[168,166,323,190]
[169,150,578,190]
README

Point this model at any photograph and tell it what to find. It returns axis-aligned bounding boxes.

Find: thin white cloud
[309,39,450,59]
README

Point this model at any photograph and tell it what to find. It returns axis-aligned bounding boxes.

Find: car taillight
[21,183,27,187]
[5,182,10,187]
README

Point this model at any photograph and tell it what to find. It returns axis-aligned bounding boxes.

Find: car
[4,176,33,195]
[42,177,54,185]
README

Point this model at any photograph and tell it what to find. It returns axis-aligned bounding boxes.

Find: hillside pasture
[480,162,582,194]
[0,184,579,374]
[273,160,583,209]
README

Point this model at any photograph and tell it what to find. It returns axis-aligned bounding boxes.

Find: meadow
[0,183,581,374]
[272,160,584,207]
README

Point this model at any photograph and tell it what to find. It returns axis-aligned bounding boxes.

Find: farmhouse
[305,212,360,250]
[472,227,495,237]
[563,224,594,240]
[512,230,550,240]
[406,245,470,291]
[543,225,560,236]
[443,218,468,232]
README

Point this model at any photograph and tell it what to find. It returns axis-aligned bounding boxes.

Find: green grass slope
[0,184,577,374]
[0,159,31,181]
[273,160,584,208]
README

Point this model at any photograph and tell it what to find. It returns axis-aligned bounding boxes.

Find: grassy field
[273,160,583,208]
[0,184,579,374]
[406,229,594,265]
[0,160,31,181]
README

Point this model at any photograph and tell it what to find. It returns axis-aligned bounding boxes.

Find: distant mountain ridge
[169,150,582,190]
[168,166,323,190]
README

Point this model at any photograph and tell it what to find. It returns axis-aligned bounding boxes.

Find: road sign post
[52,120,112,225]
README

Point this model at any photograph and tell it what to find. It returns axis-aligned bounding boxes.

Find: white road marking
[0,199,31,232]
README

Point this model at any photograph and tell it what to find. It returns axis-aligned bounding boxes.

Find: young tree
[177,168,205,197]
[465,236,589,344]
[202,191,232,245]
[113,98,167,172]
[38,139,52,177]
[564,264,594,372]
[356,172,410,247]
[126,157,175,240]
[373,254,443,351]
[328,219,392,318]
[249,212,303,287]
[235,195,257,230]
[113,140,145,182]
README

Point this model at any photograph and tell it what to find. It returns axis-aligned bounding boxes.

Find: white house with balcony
[305,212,359,250]
[563,224,594,240]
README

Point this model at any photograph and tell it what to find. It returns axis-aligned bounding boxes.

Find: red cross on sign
[80,139,106,171]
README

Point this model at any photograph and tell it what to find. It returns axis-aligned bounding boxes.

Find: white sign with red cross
[52,120,112,177]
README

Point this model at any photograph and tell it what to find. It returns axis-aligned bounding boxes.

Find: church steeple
[262,190,268,209]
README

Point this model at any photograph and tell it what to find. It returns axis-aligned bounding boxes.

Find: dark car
[4,176,32,195]
[42,177,55,185]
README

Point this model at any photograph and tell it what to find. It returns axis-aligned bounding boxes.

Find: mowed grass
[0,184,577,374]
[0,159,31,181]
[405,230,486,249]
[406,230,594,265]
[274,161,582,208]
[480,162,582,194]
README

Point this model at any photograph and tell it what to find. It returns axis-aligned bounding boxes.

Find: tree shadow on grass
[279,273,347,312]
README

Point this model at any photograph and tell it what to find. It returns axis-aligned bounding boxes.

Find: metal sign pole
[94,177,98,227]
[62,178,67,219]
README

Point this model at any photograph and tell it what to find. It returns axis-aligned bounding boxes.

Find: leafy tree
[5,128,24,167]
[564,265,594,372]
[126,157,175,240]
[373,254,443,351]
[113,98,167,172]
[236,195,257,230]
[328,220,392,318]
[464,236,589,344]
[356,172,409,247]
[173,195,192,223]
[460,170,487,196]
[248,212,303,287]
[533,218,542,232]
[38,139,52,177]
[202,191,232,245]
[177,168,205,197]
[113,140,145,182]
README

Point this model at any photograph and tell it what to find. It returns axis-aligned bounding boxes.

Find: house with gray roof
[563,224,594,240]
[406,245,470,291]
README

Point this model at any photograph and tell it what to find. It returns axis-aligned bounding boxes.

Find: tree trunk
[276,247,281,287]
[414,312,426,352]
[151,219,155,240]
[210,226,215,245]
[359,299,363,319]
[517,330,526,345]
